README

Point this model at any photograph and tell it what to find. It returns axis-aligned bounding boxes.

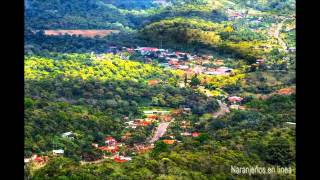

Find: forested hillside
[24,0,296,179]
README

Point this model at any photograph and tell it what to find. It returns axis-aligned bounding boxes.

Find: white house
[24,158,31,163]
[53,149,64,155]
[61,131,73,138]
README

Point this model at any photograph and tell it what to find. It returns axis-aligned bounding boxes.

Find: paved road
[212,100,230,118]
[149,122,170,143]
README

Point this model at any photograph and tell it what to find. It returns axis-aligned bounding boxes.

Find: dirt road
[80,156,110,165]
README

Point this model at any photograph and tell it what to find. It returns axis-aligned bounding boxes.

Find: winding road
[149,122,170,143]
[212,100,230,118]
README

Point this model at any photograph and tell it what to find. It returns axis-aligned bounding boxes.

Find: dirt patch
[43,30,120,38]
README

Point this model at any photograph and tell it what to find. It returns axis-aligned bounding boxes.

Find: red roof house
[228,96,243,103]
[113,156,132,163]
[32,155,48,165]
[192,132,200,137]
[140,121,151,126]
[33,156,43,163]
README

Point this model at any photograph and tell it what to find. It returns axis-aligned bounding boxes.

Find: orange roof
[135,120,151,126]
[146,114,158,119]
[276,88,294,95]
[148,80,159,85]
[141,121,151,126]
[161,115,172,121]
[98,146,118,153]
[162,140,175,144]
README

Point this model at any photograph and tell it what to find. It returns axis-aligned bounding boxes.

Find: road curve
[149,122,170,143]
[212,100,230,118]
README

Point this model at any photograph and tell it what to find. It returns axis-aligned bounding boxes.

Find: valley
[24,0,296,179]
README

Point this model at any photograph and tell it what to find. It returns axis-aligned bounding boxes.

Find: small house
[183,108,191,112]
[32,155,48,165]
[138,121,151,126]
[24,158,31,163]
[162,139,175,144]
[52,149,64,155]
[256,59,265,64]
[113,155,132,163]
[146,114,158,120]
[192,132,200,137]
[61,131,73,138]
[105,136,117,146]
[228,96,243,103]
[288,47,296,52]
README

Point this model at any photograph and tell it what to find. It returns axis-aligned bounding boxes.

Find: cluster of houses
[104,46,234,76]
[161,132,200,145]
[93,136,120,154]
[125,119,152,129]
[24,132,72,165]
[24,154,49,165]
[124,109,173,129]
[134,144,154,154]
[24,150,64,166]
[180,132,200,137]
[92,136,132,163]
